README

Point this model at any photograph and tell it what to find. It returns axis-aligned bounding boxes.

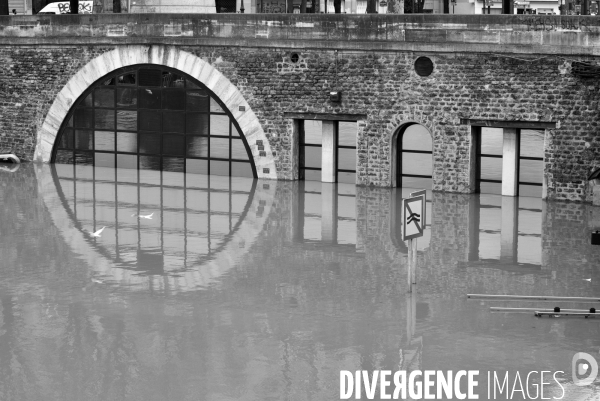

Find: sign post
[403,190,426,292]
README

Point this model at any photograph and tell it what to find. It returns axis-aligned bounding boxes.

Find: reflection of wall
[3,165,600,400]
[283,183,600,298]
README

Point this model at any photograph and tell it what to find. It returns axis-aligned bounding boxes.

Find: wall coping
[2,14,600,55]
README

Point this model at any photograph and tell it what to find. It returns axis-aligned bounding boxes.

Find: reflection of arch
[35,164,276,293]
[34,45,276,179]
[389,121,433,188]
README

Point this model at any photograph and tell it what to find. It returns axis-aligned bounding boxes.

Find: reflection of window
[53,164,256,273]
[296,181,357,247]
[476,195,542,267]
[53,66,255,178]
[398,124,432,189]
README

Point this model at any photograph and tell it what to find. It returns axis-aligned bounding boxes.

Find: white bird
[91,278,104,284]
[89,226,106,237]
[132,212,154,219]
[584,278,592,282]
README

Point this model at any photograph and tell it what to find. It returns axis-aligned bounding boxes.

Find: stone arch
[34,45,276,179]
[389,119,434,188]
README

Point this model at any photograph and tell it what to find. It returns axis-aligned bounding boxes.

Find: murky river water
[0,163,599,401]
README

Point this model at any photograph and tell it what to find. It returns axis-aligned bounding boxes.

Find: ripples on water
[0,163,599,401]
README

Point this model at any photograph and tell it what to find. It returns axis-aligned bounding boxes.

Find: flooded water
[1,163,599,401]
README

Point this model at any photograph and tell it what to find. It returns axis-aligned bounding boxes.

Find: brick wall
[0,46,111,159]
[2,15,600,202]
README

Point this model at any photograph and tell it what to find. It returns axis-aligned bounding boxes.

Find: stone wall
[1,15,600,201]
[0,46,111,161]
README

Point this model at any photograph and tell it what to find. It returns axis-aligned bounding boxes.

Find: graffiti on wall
[260,0,287,12]
[522,16,599,32]
[56,2,93,13]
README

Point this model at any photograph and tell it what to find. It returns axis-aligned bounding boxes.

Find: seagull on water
[132,212,154,219]
[89,226,106,238]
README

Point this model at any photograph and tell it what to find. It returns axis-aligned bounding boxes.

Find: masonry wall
[2,15,600,202]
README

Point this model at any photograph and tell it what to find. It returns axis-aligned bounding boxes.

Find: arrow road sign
[407,211,420,225]
[403,194,425,241]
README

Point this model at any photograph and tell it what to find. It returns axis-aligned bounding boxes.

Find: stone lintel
[284,112,367,121]
[461,119,556,129]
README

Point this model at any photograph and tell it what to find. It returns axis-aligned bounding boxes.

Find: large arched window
[52,65,256,178]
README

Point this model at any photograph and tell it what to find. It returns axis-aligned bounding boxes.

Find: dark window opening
[52,65,256,178]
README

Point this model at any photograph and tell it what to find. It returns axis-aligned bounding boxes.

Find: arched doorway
[51,65,256,178]
[390,122,433,251]
[394,123,433,189]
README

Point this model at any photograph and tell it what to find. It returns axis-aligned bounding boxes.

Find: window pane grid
[300,121,357,183]
[399,126,433,185]
[478,130,545,195]
[52,66,255,178]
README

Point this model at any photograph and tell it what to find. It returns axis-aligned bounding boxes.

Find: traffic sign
[410,189,426,227]
[403,194,425,241]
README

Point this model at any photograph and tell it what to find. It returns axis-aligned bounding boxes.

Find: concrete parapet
[1,14,600,56]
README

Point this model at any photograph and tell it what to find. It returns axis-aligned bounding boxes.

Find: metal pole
[468,294,600,302]
[406,290,416,342]
[408,239,413,291]
[411,238,417,284]
[408,238,417,291]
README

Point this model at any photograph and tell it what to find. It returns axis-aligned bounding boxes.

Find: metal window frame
[477,128,544,193]
[299,120,358,183]
[397,124,433,188]
[52,64,256,178]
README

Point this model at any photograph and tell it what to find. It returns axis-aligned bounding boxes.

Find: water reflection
[42,164,272,293]
[0,164,599,400]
